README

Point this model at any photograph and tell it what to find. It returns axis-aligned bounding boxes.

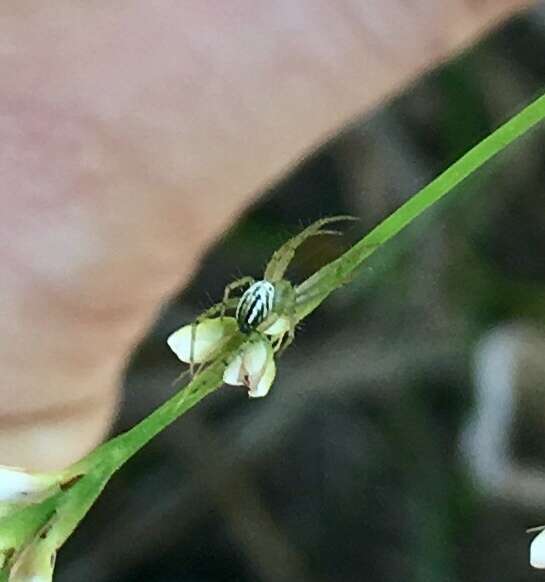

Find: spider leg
[189,297,239,374]
[274,321,295,357]
[271,295,297,357]
[264,215,358,283]
[266,295,297,356]
[221,276,255,318]
[171,367,191,388]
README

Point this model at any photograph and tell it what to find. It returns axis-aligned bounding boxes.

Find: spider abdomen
[236,280,275,333]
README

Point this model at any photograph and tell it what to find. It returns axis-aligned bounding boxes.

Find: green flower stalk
[1,90,544,580]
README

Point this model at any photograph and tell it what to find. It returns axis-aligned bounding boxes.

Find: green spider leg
[189,297,240,375]
[263,215,358,283]
[171,367,192,388]
[256,311,292,354]
[220,275,255,318]
[272,310,296,356]
[258,216,358,354]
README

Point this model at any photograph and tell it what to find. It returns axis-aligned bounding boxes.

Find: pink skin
[0,0,530,469]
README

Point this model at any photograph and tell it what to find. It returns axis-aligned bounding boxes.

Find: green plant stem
[77,333,245,475]
[296,91,545,318]
[36,333,246,553]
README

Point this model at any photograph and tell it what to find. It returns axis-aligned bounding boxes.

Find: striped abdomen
[236,281,275,333]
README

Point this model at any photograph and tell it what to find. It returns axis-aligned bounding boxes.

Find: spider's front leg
[277,286,298,356]
[221,276,255,319]
[264,279,297,356]
[272,314,296,356]
[263,216,357,283]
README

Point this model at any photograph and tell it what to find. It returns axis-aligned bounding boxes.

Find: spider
[187,215,357,369]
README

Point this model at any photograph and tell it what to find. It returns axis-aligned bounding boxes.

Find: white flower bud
[248,356,276,398]
[223,337,276,398]
[222,353,244,386]
[167,317,237,364]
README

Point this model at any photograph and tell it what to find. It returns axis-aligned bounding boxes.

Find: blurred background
[57,9,545,582]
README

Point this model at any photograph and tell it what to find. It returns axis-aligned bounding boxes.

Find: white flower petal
[530,529,545,568]
[167,318,236,364]
[240,340,269,379]
[0,466,57,503]
[222,337,276,397]
[223,354,244,386]
[248,357,276,398]
[263,316,290,337]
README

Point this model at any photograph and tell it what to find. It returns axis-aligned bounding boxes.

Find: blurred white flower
[0,466,58,504]
[530,528,545,568]
[223,337,276,398]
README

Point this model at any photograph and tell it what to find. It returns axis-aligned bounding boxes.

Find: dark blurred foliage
[58,11,545,582]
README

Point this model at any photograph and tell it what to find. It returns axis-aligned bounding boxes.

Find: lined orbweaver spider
[168,216,356,396]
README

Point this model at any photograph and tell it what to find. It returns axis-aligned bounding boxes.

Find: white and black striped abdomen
[236,281,275,333]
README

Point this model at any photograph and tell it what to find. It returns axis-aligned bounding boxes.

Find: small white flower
[167,317,237,364]
[223,337,276,398]
[0,466,58,503]
[530,528,545,568]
